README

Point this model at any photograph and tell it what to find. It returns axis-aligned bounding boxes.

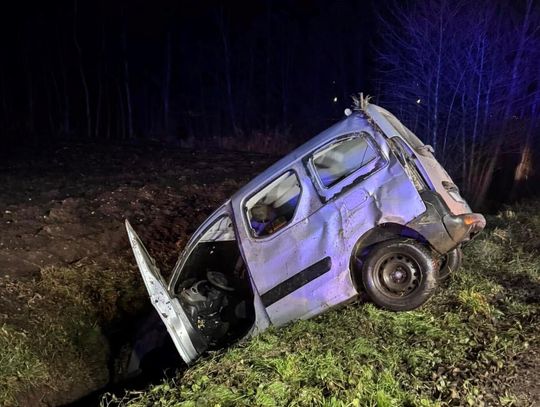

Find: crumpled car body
[126,100,485,364]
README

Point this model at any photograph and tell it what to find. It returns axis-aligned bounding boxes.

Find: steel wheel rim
[373,252,421,298]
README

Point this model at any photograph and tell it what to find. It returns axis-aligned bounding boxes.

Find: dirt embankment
[0,144,274,406]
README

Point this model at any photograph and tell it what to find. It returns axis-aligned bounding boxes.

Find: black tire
[438,247,463,281]
[361,239,439,311]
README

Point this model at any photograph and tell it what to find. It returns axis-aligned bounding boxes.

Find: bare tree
[162,29,172,139]
[375,0,540,207]
[473,0,539,207]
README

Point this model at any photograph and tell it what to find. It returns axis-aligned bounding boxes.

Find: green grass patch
[107,201,540,407]
[0,259,146,406]
[0,325,49,404]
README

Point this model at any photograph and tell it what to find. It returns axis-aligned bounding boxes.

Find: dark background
[0,1,373,141]
[1,0,539,208]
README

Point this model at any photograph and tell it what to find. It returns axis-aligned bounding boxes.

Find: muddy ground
[0,143,275,405]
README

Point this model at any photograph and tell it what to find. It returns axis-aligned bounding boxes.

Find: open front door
[125,220,203,364]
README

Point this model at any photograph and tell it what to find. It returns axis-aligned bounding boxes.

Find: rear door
[125,220,202,364]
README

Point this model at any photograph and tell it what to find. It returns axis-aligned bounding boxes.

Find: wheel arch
[349,223,431,291]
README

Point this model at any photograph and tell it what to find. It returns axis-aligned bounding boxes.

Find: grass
[0,259,146,406]
[105,201,540,407]
[0,325,49,404]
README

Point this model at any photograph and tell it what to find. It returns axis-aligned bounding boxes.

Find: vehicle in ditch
[126,97,485,365]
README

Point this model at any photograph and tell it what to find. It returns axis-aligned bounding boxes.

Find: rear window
[312,133,379,188]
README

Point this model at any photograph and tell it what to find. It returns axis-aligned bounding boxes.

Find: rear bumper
[407,191,486,254]
[443,213,486,245]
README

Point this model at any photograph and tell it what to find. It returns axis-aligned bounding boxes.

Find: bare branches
[374,0,540,207]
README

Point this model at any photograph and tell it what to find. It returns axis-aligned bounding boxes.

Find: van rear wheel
[361,239,439,311]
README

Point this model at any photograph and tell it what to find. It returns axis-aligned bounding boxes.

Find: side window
[245,171,301,237]
[312,132,380,188]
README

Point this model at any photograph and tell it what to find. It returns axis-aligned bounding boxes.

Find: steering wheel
[206,271,235,291]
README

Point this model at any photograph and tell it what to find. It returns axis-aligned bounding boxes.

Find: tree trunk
[473,0,533,208]
[73,0,92,139]
[163,30,172,139]
[431,10,443,151]
[468,36,485,191]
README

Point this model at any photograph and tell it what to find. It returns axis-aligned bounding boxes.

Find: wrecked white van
[126,98,485,364]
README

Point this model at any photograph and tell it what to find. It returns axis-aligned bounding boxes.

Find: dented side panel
[332,131,428,280]
[234,162,352,326]
[233,124,427,326]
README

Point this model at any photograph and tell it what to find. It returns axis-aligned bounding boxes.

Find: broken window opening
[245,171,301,238]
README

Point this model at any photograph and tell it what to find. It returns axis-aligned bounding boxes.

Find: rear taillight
[463,214,478,226]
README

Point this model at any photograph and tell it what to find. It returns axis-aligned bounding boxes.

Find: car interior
[245,171,301,237]
[173,216,256,349]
